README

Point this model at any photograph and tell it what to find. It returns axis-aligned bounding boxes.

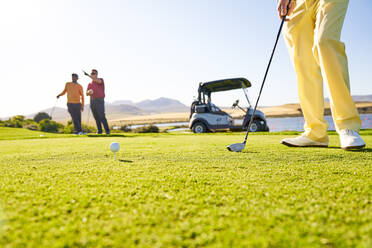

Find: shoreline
[110,102,372,126]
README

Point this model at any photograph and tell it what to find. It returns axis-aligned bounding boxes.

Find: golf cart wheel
[249,120,260,132]
[192,122,207,133]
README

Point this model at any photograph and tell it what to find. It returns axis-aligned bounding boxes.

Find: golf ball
[110,142,120,152]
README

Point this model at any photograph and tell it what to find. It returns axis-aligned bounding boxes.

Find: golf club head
[82,69,89,76]
[226,143,245,152]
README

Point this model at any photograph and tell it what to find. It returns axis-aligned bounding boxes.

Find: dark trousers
[67,103,82,133]
[90,98,110,134]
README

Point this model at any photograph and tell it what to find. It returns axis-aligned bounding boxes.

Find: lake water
[127,114,372,132]
[267,114,372,132]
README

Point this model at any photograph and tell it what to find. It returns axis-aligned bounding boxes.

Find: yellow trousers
[283,0,361,142]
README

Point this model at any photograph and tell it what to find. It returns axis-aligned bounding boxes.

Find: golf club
[85,105,91,133]
[82,69,91,133]
[227,3,290,152]
[82,70,90,77]
[50,99,58,120]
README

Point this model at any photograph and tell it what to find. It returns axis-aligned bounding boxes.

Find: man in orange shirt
[57,73,85,134]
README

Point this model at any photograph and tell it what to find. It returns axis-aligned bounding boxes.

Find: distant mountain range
[18,97,189,123]
[110,97,188,111]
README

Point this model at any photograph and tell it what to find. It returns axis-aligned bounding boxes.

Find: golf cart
[189,78,269,133]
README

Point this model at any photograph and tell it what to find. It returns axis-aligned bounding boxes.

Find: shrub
[3,115,25,128]
[1,116,42,130]
[38,119,62,133]
[11,115,25,122]
[82,124,95,133]
[24,124,38,131]
[120,125,132,132]
[34,112,51,123]
[63,120,95,134]
[24,119,37,124]
[132,125,159,133]
[4,119,22,128]
[63,122,75,134]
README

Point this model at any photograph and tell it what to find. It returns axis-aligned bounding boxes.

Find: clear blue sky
[0,0,371,117]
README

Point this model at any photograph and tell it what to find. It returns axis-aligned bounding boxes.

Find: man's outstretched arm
[83,71,103,84]
[57,84,67,98]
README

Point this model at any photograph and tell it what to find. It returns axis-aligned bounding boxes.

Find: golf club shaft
[50,99,58,119]
[243,11,289,144]
[86,105,91,132]
[87,107,90,125]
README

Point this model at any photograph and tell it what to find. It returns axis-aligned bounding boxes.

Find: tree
[11,115,25,122]
[5,115,25,128]
[34,112,51,123]
[38,119,61,133]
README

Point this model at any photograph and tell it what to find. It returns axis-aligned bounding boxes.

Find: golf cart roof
[199,78,251,94]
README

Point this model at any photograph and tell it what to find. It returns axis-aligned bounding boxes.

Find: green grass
[0,127,371,247]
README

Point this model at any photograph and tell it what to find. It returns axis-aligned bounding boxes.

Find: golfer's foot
[339,129,365,150]
[96,132,102,134]
[77,132,83,135]
[281,134,328,147]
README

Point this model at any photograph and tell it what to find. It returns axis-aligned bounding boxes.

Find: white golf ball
[110,142,120,153]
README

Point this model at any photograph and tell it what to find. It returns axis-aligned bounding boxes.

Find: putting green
[0,127,371,247]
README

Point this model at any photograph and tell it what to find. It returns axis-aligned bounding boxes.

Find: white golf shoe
[339,129,365,150]
[281,134,328,148]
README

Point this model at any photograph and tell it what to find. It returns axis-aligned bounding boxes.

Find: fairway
[0,127,372,247]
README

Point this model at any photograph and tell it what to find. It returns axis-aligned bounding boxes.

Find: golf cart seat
[195,104,210,113]
[194,102,229,116]
[208,102,230,116]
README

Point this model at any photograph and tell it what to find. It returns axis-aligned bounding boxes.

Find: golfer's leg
[68,103,77,133]
[71,103,80,133]
[96,99,110,134]
[77,103,82,133]
[102,118,109,134]
[91,100,102,133]
[283,0,328,142]
[101,101,110,134]
[313,0,361,132]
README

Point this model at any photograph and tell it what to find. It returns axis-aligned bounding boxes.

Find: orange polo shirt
[59,82,84,105]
